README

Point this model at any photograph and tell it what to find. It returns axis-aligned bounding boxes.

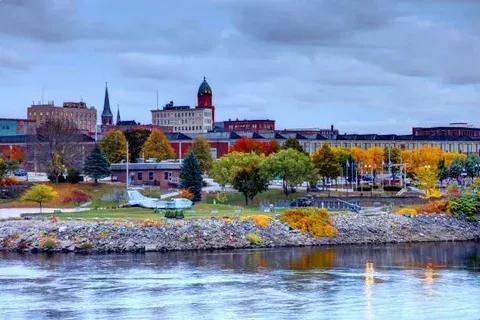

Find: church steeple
[116,105,121,125]
[101,82,113,126]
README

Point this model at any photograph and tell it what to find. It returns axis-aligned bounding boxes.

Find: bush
[240,215,271,228]
[66,168,82,184]
[383,185,402,192]
[356,185,371,192]
[164,210,184,219]
[448,195,478,217]
[397,207,417,215]
[417,200,448,214]
[63,189,91,206]
[280,208,336,238]
[48,174,66,183]
[178,189,194,200]
[245,233,264,245]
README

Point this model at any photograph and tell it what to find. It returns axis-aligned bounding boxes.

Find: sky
[0,0,479,134]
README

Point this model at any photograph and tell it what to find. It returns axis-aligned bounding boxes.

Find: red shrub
[63,189,91,206]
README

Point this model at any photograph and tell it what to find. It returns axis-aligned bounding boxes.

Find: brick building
[222,119,275,132]
[151,77,215,133]
[28,101,97,134]
[110,162,181,187]
[0,118,37,136]
[412,123,480,138]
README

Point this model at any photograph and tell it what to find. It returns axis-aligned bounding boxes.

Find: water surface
[1,242,480,320]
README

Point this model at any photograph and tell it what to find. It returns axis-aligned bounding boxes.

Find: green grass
[203,189,306,207]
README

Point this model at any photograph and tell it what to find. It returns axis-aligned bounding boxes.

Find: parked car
[13,169,27,177]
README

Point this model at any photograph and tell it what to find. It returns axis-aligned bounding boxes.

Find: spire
[116,105,121,125]
[102,82,112,117]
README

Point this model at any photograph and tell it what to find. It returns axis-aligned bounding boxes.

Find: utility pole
[126,142,129,190]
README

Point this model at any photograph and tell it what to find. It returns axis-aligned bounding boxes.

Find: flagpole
[126,142,129,191]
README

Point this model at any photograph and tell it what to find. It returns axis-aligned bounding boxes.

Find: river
[1,242,479,320]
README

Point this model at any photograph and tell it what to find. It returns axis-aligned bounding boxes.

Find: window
[137,172,143,180]
[164,172,169,180]
[149,172,154,180]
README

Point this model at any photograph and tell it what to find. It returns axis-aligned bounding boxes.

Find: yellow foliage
[397,208,417,215]
[443,152,467,167]
[280,208,336,238]
[421,188,442,199]
[240,215,272,228]
[141,219,162,228]
[401,146,443,175]
[351,147,383,169]
[245,233,264,244]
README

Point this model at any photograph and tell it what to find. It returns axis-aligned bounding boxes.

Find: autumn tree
[230,137,264,154]
[262,148,314,197]
[416,166,441,199]
[35,118,83,184]
[100,129,127,163]
[141,129,175,161]
[312,144,341,196]
[22,184,58,213]
[124,129,151,161]
[189,136,213,173]
[211,152,265,189]
[232,164,269,205]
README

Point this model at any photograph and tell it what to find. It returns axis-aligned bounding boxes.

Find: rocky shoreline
[0,214,479,253]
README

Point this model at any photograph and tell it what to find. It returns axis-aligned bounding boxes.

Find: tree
[100,129,127,163]
[312,144,341,196]
[416,166,441,199]
[262,149,314,197]
[63,189,91,207]
[180,152,203,202]
[0,158,18,181]
[465,154,480,178]
[282,137,305,153]
[263,139,280,155]
[35,118,82,184]
[211,152,264,189]
[124,129,151,161]
[230,137,279,156]
[437,158,449,184]
[22,184,58,213]
[189,136,213,173]
[232,165,268,205]
[141,129,175,161]
[449,158,465,180]
[84,145,111,184]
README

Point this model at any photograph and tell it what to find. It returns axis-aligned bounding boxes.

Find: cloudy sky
[0,0,479,134]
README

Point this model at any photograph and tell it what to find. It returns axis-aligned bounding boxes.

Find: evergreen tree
[141,129,176,161]
[189,136,213,173]
[180,152,203,202]
[282,137,305,153]
[84,145,111,184]
[232,165,268,205]
[437,158,448,183]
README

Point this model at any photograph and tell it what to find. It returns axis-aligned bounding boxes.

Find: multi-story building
[412,123,480,138]
[28,101,97,133]
[0,118,37,136]
[151,78,215,133]
[222,119,275,132]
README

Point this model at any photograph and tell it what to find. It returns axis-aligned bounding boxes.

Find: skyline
[0,0,479,134]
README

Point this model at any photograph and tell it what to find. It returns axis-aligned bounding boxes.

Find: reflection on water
[0,242,480,320]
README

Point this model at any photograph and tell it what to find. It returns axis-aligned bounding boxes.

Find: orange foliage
[351,147,383,169]
[1,176,18,186]
[62,189,92,205]
[229,138,278,155]
[280,208,336,238]
[401,146,443,175]
[178,189,194,200]
[417,200,448,214]
[240,215,272,228]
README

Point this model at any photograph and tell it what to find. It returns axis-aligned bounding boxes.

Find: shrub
[417,200,448,214]
[141,219,162,228]
[280,208,336,238]
[240,215,271,228]
[448,195,478,217]
[178,189,194,200]
[48,174,66,183]
[245,233,264,245]
[447,182,461,197]
[164,210,184,219]
[397,207,417,215]
[1,176,19,186]
[63,189,91,206]
[66,168,82,184]
[383,185,402,192]
[39,235,57,250]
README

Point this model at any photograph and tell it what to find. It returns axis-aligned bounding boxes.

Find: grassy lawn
[203,189,306,207]
[0,183,124,209]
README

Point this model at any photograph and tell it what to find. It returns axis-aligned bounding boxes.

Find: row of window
[134,171,172,181]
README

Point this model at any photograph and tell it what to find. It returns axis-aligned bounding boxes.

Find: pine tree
[141,129,176,161]
[180,152,203,202]
[84,145,111,184]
